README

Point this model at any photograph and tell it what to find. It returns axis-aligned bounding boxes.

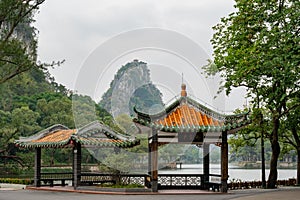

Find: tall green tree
[208,0,300,188]
[0,0,46,84]
[11,106,40,137]
[0,110,16,155]
[36,97,74,128]
[280,97,300,184]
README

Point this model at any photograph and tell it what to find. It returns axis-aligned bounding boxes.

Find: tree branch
[282,135,297,148]
[4,0,45,42]
[279,102,300,118]
[291,127,300,147]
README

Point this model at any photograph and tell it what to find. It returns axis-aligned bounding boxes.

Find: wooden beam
[221,131,228,193]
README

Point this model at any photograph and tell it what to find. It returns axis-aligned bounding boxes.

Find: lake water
[159,164,297,181]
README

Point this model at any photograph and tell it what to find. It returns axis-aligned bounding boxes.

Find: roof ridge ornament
[181,73,187,98]
[181,83,187,97]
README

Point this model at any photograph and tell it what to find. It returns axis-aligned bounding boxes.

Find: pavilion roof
[133,84,250,133]
[15,121,139,148]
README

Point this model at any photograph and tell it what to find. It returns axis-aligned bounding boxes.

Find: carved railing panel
[158,174,204,188]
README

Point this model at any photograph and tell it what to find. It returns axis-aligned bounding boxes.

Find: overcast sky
[34,0,246,112]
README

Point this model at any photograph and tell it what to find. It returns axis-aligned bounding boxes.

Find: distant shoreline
[230,161,297,169]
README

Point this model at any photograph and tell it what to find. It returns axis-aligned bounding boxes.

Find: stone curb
[0,183,26,190]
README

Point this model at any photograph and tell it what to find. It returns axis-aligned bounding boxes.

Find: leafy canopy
[210,0,300,110]
[0,0,46,84]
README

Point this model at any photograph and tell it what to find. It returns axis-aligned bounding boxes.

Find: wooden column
[151,128,158,192]
[73,142,81,189]
[34,147,41,187]
[221,131,228,193]
[203,143,210,189]
[148,137,152,175]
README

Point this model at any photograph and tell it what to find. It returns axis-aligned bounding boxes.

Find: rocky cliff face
[99,60,163,117]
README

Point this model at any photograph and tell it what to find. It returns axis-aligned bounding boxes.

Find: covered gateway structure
[15,121,140,188]
[133,84,250,192]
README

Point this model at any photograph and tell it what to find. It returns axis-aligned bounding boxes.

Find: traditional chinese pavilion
[133,84,250,192]
[15,121,139,188]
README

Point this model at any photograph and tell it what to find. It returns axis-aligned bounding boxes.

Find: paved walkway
[0,184,300,200]
[231,187,300,200]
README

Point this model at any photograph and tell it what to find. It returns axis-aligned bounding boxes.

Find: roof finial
[181,73,187,97]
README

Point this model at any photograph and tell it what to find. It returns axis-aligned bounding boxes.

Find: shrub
[0,178,33,185]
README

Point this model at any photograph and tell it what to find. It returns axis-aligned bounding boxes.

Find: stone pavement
[230,187,300,200]
[0,184,300,200]
[0,183,26,190]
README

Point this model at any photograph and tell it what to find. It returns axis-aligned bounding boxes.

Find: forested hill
[0,67,116,157]
[99,60,164,116]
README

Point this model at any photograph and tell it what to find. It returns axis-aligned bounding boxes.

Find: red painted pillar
[221,131,228,193]
[151,128,158,192]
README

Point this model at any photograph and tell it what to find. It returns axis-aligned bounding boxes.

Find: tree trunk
[267,117,280,189]
[261,130,266,188]
[291,127,300,186]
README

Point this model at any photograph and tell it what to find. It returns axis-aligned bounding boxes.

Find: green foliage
[128,136,148,154]
[0,0,140,178]
[159,144,185,163]
[181,145,200,164]
[0,178,33,185]
[72,94,98,128]
[36,97,74,128]
[129,84,163,115]
[210,0,300,101]
[16,151,35,168]
[207,0,300,187]
[12,106,40,137]
[101,152,133,174]
[0,110,16,153]
[115,113,138,134]
[0,0,45,84]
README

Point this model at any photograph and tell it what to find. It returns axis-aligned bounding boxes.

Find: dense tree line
[206,0,300,187]
[0,0,117,172]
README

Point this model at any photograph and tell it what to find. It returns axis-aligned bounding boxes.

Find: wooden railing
[157,173,222,190]
[40,172,73,187]
[80,173,150,186]
[81,173,115,185]
[38,171,225,191]
[158,174,204,189]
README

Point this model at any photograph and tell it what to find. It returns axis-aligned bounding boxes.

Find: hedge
[0,178,33,185]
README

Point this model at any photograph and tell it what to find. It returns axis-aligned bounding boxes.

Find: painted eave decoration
[15,121,139,149]
[133,94,250,133]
